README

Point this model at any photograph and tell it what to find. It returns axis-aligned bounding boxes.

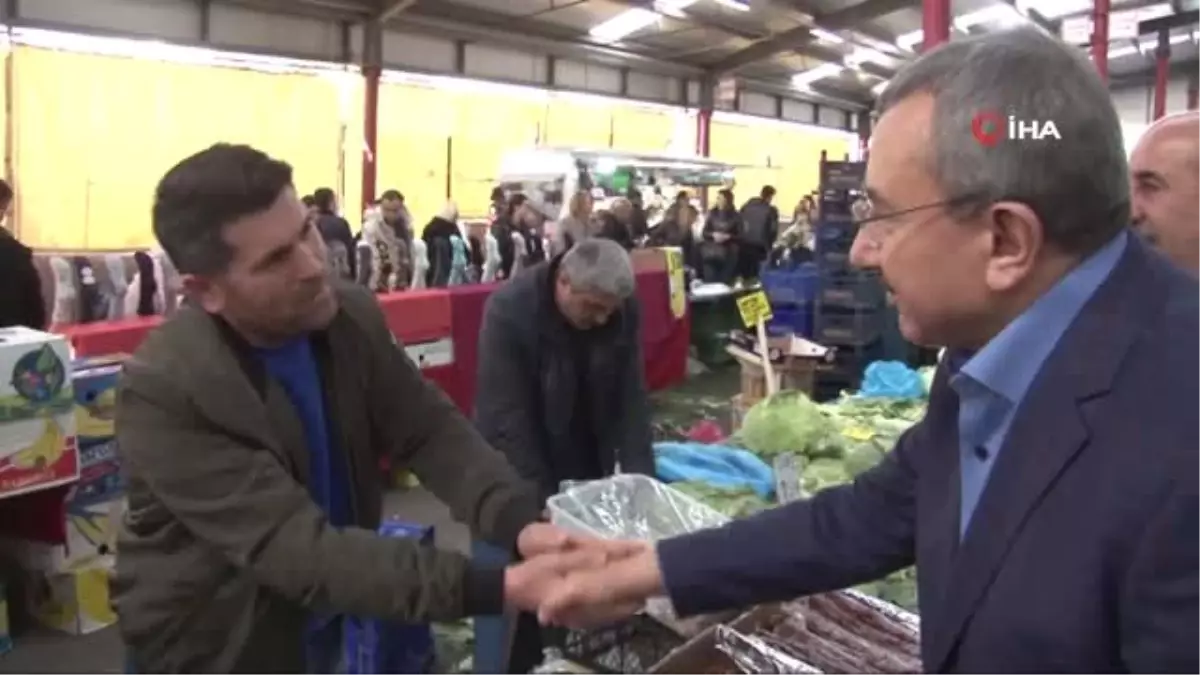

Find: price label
[736,290,773,328]
[843,425,875,442]
[773,453,803,504]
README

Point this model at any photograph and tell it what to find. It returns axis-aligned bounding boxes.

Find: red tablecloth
[447,269,689,415]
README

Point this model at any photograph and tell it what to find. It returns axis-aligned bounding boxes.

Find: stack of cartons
[0,327,79,500]
[6,355,126,635]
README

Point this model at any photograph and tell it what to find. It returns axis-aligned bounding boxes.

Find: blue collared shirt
[950,231,1128,540]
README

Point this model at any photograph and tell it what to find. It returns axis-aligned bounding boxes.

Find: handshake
[503,523,667,629]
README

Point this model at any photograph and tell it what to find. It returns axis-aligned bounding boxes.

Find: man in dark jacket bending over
[476,237,655,502]
[474,237,655,671]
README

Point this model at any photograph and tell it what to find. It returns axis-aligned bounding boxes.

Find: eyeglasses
[852,195,982,248]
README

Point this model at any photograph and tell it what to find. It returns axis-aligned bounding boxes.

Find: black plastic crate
[815,220,857,250]
[560,615,684,674]
[819,272,886,311]
[821,161,866,190]
[815,308,884,347]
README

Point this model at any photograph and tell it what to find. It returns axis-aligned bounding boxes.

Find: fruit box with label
[0,410,79,500]
[7,495,124,574]
[23,555,116,635]
[71,355,125,443]
[0,327,74,424]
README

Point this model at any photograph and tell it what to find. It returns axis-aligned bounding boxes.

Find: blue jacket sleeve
[656,420,921,617]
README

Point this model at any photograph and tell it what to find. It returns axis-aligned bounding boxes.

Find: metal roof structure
[235,0,1199,101]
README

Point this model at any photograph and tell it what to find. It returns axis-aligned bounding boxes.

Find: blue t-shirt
[256,337,353,672]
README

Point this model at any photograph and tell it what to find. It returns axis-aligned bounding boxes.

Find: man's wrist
[463,563,507,616]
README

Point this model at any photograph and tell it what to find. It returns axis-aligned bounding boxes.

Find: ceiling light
[1015,0,1092,20]
[792,62,845,89]
[811,28,845,44]
[896,30,923,51]
[1138,32,1195,51]
[590,8,660,42]
[711,0,751,11]
[653,0,698,19]
[955,5,1026,31]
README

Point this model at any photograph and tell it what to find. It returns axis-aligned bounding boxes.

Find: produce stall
[531,361,933,675]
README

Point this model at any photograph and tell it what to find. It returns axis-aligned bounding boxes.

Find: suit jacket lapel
[925,237,1163,671]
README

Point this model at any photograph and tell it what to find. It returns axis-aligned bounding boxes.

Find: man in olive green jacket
[114,144,594,672]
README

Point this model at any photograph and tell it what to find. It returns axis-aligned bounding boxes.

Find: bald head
[1130,111,1200,274]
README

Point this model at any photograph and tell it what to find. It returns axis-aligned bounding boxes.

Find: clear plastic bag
[547,474,730,540]
[547,475,733,638]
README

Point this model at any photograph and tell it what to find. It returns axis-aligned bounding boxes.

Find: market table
[447,268,689,415]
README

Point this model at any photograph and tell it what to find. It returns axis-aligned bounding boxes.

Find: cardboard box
[71,356,125,443]
[0,411,79,500]
[9,497,124,574]
[23,556,116,635]
[0,327,73,424]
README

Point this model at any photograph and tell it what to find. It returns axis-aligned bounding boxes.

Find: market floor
[0,488,472,674]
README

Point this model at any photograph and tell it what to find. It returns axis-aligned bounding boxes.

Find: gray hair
[560,238,636,298]
[877,26,1129,254]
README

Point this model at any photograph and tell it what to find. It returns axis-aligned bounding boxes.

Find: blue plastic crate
[819,272,886,310]
[760,263,818,306]
[766,304,814,338]
[815,308,883,347]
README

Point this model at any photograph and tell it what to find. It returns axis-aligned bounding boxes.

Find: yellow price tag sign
[736,290,773,328]
[843,425,876,442]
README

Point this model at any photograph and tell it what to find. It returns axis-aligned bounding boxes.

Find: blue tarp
[860,360,926,400]
[654,441,775,499]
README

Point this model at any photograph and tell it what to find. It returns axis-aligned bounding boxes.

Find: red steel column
[922,0,951,52]
[360,20,383,214]
[1153,30,1171,120]
[695,109,712,157]
[1091,0,1110,82]
[362,65,380,212]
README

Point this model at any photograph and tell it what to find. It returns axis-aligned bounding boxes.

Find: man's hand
[537,541,663,629]
[516,522,644,559]
[503,549,607,613]
[516,522,578,558]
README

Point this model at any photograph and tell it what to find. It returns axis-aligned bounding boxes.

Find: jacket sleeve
[616,302,655,477]
[18,245,48,329]
[362,297,543,546]
[1119,472,1199,673]
[116,362,512,622]
[339,218,357,280]
[474,296,556,502]
[655,402,923,617]
[767,206,780,246]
